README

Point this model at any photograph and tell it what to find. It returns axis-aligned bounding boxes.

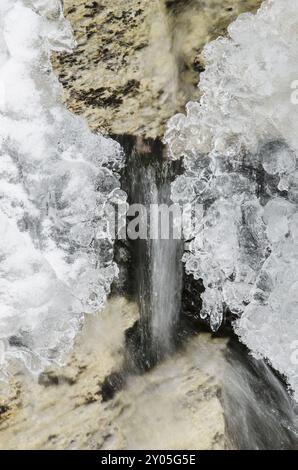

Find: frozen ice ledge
[0,0,125,377]
[165,0,298,400]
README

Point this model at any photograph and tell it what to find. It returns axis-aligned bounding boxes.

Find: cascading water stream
[115,134,298,450]
[121,138,184,366]
[150,179,183,357]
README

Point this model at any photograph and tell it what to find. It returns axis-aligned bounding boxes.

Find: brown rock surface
[53,0,262,138]
[0,298,228,450]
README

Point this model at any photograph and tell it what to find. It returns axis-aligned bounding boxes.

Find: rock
[53,0,262,139]
[0,381,21,427]
[0,297,228,450]
[99,333,228,450]
[0,298,138,449]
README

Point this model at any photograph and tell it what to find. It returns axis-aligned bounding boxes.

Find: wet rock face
[0,298,227,450]
[53,0,174,138]
[0,298,139,450]
[53,0,262,139]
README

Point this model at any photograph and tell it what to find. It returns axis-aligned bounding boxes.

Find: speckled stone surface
[53,0,262,138]
[0,298,228,450]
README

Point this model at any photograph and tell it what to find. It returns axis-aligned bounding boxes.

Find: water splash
[123,140,183,365]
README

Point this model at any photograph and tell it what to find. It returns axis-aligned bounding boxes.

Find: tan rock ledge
[0,297,228,450]
[53,0,262,139]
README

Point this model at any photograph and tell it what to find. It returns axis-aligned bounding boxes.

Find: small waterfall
[120,137,184,367]
[150,179,184,357]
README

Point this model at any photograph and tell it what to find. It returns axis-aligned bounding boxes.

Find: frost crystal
[165,0,298,399]
[0,0,124,376]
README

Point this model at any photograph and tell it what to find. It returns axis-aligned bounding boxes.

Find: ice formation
[0,0,124,377]
[165,0,298,399]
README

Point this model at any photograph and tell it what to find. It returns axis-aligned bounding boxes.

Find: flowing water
[121,138,184,365]
[150,179,184,356]
[120,137,298,449]
[222,339,298,449]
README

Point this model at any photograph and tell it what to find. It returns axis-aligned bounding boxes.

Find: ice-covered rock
[0,0,124,377]
[165,0,298,399]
